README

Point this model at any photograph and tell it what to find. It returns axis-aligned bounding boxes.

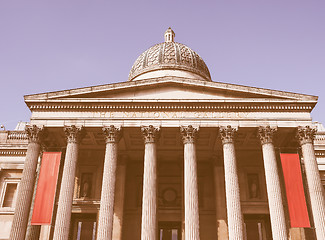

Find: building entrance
[244,214,272,240]
[158,222,181,240]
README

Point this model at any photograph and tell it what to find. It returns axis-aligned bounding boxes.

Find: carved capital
[25,125,44,144]
[219,126,237,145]
[64,125,85,144]
[141,125,160,144]
[180,125,199,144]
[296,126,317,145]
[102,125,122,143]
[258,126,277,145]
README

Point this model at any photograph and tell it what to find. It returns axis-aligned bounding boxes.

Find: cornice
[27,102,314,112]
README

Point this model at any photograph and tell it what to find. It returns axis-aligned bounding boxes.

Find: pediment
[24,77,317,103]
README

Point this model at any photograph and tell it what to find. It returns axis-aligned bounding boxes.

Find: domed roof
[128,28,211,81]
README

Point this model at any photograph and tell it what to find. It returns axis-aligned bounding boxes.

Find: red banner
[31,152,61,225]
[280,153,310,228]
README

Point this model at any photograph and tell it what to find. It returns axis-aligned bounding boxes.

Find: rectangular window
[2,182,18,208]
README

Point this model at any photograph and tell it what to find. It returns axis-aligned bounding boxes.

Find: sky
[0,1,324,130]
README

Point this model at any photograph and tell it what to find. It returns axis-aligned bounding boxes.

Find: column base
[289,228,316,240]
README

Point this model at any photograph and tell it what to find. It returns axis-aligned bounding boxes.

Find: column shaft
[262,144,288,239]
[220,126,244,240]
[258,126,288,240]
[112,159,127,240]
[181,125,200,240]
[297,126,325,240]
[184,142,200,240]
[141,126,160,240]
[9,125,43,240]
[53,126,84,240]
[97,126,121,240]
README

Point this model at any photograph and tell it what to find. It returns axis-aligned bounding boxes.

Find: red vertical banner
[31,152,61,225]
[280,153,310,228]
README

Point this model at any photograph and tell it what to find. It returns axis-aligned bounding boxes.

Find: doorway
[158,222,181,240]
[244,214,272,240]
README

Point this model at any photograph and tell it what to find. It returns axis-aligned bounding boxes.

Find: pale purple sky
[1,1,324,130]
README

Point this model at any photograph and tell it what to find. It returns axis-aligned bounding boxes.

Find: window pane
[3,183,18,207]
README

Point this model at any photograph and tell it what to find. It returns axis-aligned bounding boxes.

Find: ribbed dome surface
[128,29,211,81]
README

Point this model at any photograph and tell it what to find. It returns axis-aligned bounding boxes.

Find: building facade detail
[53,126,85,240]
[297,126,325,240]
[140,126,160,240]
[97,126,122,240]
[219,126,244,240]
[9,125,44,240]
[258,126,288,240]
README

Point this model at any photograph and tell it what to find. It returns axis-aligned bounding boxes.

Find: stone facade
[1,29,325,240]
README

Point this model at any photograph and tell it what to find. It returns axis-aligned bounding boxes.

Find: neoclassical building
[1,28,325,240]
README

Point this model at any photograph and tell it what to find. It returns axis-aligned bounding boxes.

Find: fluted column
[97,126,122,240]
[25,149,44,240]
[258,126,288,240]
[297,126,325,240]
[9,125,44,240]
[112,156,127,240]
[53,126,85,240]
[219,126,244,240]
[140,125,160,240]
[180,125,200,240]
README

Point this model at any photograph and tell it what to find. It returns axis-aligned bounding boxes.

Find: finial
[164,27,175,42]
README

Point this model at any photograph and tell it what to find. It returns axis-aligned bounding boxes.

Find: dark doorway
[244,214,272,240]
[70,213,97,240]
[158,222,181,240]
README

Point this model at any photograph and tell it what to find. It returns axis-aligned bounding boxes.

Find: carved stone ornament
[102,125,122,143]
[180,125,199,144]
[258,126,277,145]
[296,126,317,145]
[64,125,85,144]
[141,125,160,144]
[219,125,237,145]
[25,125,44,144]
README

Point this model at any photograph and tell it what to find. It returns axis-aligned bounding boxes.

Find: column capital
[25,125,45,144]
[219,125,237,145]
[258,126,277,145]
[180,125,199,144]
[102,125,122,143]
[296,126,317,145]
[64,125,85,144]
[141,125,160,144]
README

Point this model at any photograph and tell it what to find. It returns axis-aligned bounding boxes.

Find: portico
[7,29,325,240]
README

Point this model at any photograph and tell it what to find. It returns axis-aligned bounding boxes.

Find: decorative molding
[141,125,160,144]
[219,125,237,145]
[296,126,317,145]
[64,125,85,144]
[258,126,277,145]
[102,125,122,143]
[0,150,27,156]
[7,131,28,141]
[28,103,314,112]
[25,125,44,144]
[180,125,199,144]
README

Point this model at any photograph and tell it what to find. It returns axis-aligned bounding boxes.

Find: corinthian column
[180,125,200,240]
[140,125,160,240]
[9,125,44,240]
[97,126,122,240]
[258,126,288,240]
[219,126,244,240]
[53,126,85,240]
[297,126,325,240]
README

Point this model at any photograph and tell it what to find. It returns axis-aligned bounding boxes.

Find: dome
[128,28,211,81]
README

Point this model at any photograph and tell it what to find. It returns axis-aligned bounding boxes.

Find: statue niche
[80,173,93,199]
